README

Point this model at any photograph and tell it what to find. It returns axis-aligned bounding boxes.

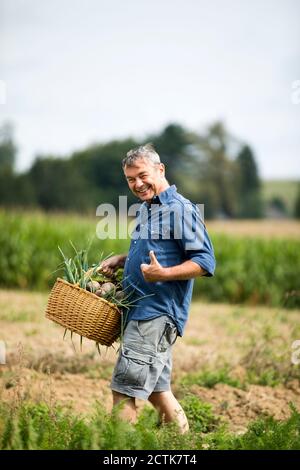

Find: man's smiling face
[123,158,165,202]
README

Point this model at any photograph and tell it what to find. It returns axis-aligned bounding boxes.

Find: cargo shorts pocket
[158,322,178,352]
[114,347,154,388]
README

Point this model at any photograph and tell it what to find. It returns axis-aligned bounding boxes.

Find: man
[100,143,216,433]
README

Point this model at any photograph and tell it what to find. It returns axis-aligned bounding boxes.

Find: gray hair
[122,143,161,168]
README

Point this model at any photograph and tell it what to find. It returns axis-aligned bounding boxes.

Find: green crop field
[1,209,300,450]
[262,179,299,215]
[0,210,299,307]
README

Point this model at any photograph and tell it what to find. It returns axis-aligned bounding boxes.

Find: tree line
[0,120,286,218]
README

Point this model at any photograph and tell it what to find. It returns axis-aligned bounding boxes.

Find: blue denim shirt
[122,185,216,336]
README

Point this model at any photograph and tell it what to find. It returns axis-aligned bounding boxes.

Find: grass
[1,289,300,449]
[202,403,300,450]
[180,395,219,433]
[0,290,45,323]
[0,399,299,450]
[4,348,114,377]
[226,404,300,450]
[0,309,38,323]
[180,364,299,390]
[180,367,243,389]
[178,334,300,390]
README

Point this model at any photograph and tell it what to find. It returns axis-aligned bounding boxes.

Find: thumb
[149,250,158,264]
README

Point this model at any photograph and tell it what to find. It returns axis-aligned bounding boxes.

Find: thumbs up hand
[140,251,166,282]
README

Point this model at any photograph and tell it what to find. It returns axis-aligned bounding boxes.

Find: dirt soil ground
[0,289,299,433]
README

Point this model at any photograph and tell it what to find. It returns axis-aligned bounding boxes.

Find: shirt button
[134,241,137,244]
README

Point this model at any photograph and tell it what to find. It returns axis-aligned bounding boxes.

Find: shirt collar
[151,184,177,205]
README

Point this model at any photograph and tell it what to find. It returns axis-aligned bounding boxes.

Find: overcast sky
[0,0,299,178]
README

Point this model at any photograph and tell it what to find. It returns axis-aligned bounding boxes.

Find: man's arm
[141,251,207,282]
[99,253,127,276]
[164,260,207,280]
[174,202,216,278]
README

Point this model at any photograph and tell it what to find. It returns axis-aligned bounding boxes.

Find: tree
[189,122,239,218]
[71,138,139,207]
[236,145,263,218]
[270,197,287,214]
[0,120,265,219]
[150,123,189,185]
[294,184,300,219]
[0,122,18,206]
[28,157,93,212]
[0,122,16,172]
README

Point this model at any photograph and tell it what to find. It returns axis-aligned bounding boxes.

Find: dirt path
[1,289,299,432]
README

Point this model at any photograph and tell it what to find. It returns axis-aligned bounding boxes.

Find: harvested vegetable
[86,280,100,293]
[55,241,154,349]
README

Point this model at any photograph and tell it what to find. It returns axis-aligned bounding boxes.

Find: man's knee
[112,390,135,406]
[112,390,137,423]
[148,390,172,407]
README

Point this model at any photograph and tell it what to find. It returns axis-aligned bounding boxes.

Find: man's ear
[159,163,165,176]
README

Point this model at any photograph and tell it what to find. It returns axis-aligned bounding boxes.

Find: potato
[100,282,116,295]
[115,290,125,301]
[95,289,104,297]
[86,281,100,293]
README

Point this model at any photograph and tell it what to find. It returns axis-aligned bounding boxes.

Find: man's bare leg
[148,391,189,434]
[112,390,137,423]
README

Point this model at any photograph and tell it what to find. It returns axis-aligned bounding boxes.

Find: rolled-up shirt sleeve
[174,202,216,277]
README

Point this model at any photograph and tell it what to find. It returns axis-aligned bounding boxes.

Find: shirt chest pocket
[144,236,164,264]
[149,225,170,239]
[148,227,170,256]
[137,225,172,265]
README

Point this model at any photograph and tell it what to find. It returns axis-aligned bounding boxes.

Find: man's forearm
[117,254,128,268]
[163,260,207,281]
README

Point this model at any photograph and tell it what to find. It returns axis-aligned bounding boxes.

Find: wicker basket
[45,278,121,346]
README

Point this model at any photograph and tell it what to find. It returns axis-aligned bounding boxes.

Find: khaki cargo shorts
[110,315,178,400]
